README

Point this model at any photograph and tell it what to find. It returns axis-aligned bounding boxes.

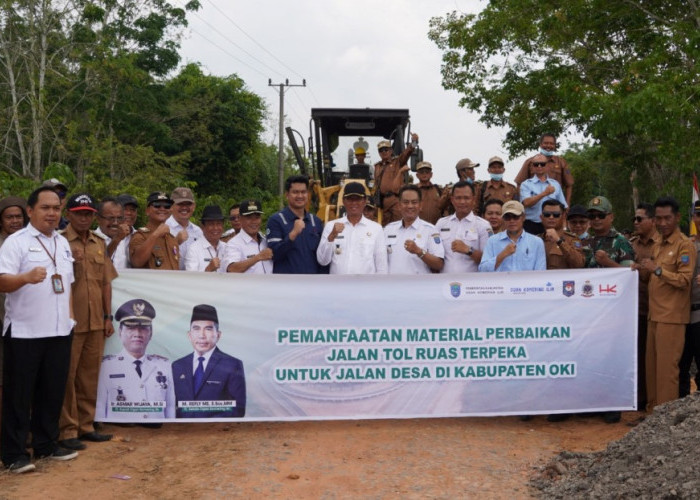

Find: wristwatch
[419,250,427,259]
[556,238,564,246]
[654,267,662,277]
[466,247,473,256]
[104,314,113,320]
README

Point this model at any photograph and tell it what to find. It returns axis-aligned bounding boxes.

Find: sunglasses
[229,216,240,221]
[632,216,648,223]
[532,162,547,167]
[379,147,391,152]
[588,212,608,220]
[502,213,520,221]
[151,202,172,209]
[542,212,562,218]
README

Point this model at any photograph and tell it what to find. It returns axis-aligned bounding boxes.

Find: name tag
[110,374,126,379]
[205,380,221,385]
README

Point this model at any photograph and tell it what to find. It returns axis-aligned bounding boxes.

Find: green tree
[429,1,700,206]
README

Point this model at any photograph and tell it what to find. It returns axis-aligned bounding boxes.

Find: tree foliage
[429,1,700,207]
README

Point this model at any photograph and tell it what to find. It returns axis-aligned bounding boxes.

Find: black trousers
[1,326,72,465]
[523,220,544,236]
[679,321,700,398]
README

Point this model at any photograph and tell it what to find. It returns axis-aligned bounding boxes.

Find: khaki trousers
[646,321,685,410]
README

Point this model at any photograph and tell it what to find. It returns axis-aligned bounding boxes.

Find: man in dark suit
[172,304,246,418]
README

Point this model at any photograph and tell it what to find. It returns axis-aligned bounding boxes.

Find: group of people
[0,130,696,473]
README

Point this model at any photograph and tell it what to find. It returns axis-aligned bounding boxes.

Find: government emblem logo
[450,282,462,298]
[581,280,594,297]
[563,281,575,297]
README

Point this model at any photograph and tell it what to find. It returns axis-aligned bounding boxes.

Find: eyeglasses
[502,213,520,221]
[542,212,562,218]
[632,216,648,223]
[98,215,125,223]
[151,202,172,209]
[588,212,608,220]
[379,147,391,152]
[532,162,547,167]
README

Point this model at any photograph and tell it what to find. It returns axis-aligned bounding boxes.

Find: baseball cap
[587,196,613,214]
[455,158,479,170]
[66,193,97,212]
[240,199,264,215]
[41,178,68,191]
[377,140,391,150]
[567,204,588,219]
[502,200,525,216]
[488,156,505,167]
[146,192,172,207]
[416,161,432,171]
[171,187,195,204]
[343,182,367,198]
[117,194,139,208]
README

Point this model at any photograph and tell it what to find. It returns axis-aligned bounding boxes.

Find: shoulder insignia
[564,230,577,238]
[147,354,169,362]
[432,233,441,244]
[138,227,150,233]
[681,253,690,264]
[102,354,117,361]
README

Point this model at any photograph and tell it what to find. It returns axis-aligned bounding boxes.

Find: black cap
[66,193,97,212]
[567,204,588,219]
[190,304,219,324]
[146,192,172,207]
[201,205,224,222]
[343,182,366,198]
[117,194,139,208]
[115,299,156,326]
[240,199,263,215]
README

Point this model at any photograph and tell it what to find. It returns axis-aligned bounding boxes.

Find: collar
[449,211,474,223]
[238,230,263,244]
[28,223,57,239]
[62,224,98,243]
[659,227,682,245]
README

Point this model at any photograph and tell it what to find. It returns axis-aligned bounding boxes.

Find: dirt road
[0,412,640,499]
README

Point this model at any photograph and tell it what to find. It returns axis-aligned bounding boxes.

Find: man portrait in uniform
[96,299,175,421]
[172,304,246,418]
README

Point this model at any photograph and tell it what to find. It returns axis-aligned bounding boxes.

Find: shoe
[602,411,621,424]
[546,413,570,422]
[58,438,87,450]
[79,431,113,442]
[7,458,35,474]
[36,447,78,461]
[519,415,532,422]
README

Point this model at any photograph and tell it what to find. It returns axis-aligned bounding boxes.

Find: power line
[187,8,286,79]
[204,0,305,81]
[186,28,268,79]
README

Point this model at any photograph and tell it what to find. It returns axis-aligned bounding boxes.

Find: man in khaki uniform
[448,158,483,215]
[374,133,418,226]
[59,194,117,450]
[514,134,574,205]
[629,202,656,409]
[129,192,180,270]
[415,161,447,224]
[636,196,695,410]
[481,156,517,212]
[539,199,584,270]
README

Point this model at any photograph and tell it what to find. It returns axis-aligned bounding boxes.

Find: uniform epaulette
[102,354,117,361]
[147,354,169,361]
[564,230,578,238]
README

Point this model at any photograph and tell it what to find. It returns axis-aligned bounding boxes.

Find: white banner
[96,268,638,422]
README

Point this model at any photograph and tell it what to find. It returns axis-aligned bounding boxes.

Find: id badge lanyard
[35,235,65,294]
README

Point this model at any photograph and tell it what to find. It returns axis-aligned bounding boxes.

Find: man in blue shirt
[479,200,546,272]
[267,175,324,274]
[520,153,567,235]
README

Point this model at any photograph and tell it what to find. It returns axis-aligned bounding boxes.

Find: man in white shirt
[184,206,230,273]
[317,182,387,274]
[166,187,203,269]
[0,186,78,473]
[227,200,273,274]
[436,181,492,273]
[94,197,131,270]
[384,185,445,274]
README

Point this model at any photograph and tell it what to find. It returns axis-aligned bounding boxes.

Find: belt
[692,304,700,312]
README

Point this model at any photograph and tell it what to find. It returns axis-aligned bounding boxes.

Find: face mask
[490,174,503,181]
[539,147,555,157]
[465,178,473,185]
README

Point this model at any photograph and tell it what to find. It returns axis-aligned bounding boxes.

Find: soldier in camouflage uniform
[582,196,635,269]
[582,195,634,424]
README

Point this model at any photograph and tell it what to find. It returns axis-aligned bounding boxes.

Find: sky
[176,0,562,186]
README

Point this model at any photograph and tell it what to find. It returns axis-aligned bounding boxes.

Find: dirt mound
[532,394,700,499]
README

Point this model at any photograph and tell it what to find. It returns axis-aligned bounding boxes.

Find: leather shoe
[58,438,86,450]
[79,431,113,442]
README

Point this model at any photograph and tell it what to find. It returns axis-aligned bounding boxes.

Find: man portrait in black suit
[172,304,246,418]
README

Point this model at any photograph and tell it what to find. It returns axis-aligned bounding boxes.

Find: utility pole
[269,78,306,207]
